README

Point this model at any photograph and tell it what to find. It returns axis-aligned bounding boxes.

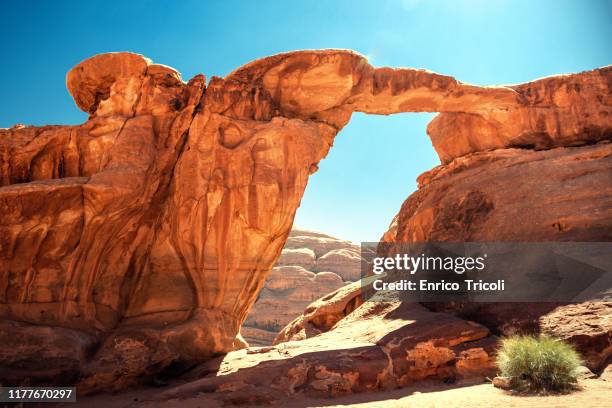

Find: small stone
[492,376,513,390]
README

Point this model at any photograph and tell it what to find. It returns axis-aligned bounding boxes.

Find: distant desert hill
[242,228,361,345]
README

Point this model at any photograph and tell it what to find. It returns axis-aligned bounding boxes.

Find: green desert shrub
[496,335,582,392]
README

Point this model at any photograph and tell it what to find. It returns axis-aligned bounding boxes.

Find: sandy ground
[63,379,612,408]
[298,380,612,408]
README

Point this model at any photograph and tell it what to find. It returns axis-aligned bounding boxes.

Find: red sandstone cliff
[0,50,610,395]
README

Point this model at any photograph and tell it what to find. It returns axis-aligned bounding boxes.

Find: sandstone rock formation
[540,302,612,373]
[242,268,344,345]
[154,295,498,406]
[381,143,612,372]
[274,280,363,344]
[242,229,359,346]
[387,144,612,243]
[0,49,610,393]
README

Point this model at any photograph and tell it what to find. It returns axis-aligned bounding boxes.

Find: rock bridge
[0,50,610,389]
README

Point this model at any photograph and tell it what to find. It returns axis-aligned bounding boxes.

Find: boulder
[575,366,598,380]
[540,302,612,373]
[274,281,363,344]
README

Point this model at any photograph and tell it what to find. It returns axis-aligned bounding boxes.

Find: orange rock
[242,229,360,346]
[388,144,612,243]
[383,143,612,371]
[429,68,612,163]
[156,299,496,404]
[274,281,363,344]
[0,49,610,390]
[540,302,612,373]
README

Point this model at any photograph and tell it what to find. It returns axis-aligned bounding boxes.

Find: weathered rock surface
[242,229,360,345]
[314,249,361,281]
[153,297,497,406]
[540,302,612,373]
[387,143,612,243]
[429,68,612,163]
[382,142,612,371]
[492,376,513,390]
[575,366,598,380]
[242,266,345,345]
[0,49,610,393]
[274,281,363,344]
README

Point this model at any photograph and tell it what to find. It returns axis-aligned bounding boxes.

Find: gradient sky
[2,0,611,242]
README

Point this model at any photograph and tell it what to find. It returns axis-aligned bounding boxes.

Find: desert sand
[61,379,611,408]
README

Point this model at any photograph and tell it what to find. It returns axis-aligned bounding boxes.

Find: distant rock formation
[0,49,609,392]
[242,229,360,346]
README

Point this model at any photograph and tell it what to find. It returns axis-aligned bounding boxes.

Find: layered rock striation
[381,119,612,375]
[155,296,498,406]
[242,229,360,346]
[1,49,610,390]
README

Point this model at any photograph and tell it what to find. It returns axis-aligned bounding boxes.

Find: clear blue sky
[1,0,611,242]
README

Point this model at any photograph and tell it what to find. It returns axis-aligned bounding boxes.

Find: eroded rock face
[382,142,612,371]
[274,281,363,344]
[242,266,345,345]
[242,229,359,346]
[388,144,612,243]
[1,49,610,391]
[429,68,612,163]
[154,297,497,406]
[540,302,612,373]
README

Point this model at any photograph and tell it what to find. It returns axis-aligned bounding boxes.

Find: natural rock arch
[0,50,610,388]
